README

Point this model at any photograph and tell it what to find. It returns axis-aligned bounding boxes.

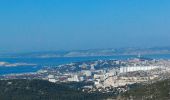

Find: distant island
[0,62,36,67]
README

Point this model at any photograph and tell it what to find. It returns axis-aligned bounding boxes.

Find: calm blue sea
[0,54,170,75]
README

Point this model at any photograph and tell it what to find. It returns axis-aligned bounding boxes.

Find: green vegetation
[0,79,115,100]
[2,79,170,100]
[119,80,170,100]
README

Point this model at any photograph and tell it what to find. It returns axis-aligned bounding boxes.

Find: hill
[118,79,170,100]
[0,79,115,100]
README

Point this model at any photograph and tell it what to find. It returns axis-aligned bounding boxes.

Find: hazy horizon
[1,0,170,52]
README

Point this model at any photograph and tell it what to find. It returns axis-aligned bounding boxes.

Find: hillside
[0,79,115,100]
[1,79,170,100]
[118,79,170,100]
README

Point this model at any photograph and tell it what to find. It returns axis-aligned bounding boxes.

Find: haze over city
[0,0,170,52]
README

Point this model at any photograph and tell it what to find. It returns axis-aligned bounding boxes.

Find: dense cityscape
[1,56,170,95]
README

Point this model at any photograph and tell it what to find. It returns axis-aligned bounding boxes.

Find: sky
[0,0,170,52]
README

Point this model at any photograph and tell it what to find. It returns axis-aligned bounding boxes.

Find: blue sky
[0,0,170,52]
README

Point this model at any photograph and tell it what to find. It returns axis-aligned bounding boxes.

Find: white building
[68,75,79,82]
[94,79,100,85]
[94,74,104,80]
[48,75,54,79]
[49,79,57,83]
[82,70,92,76]
[119,66,159,73]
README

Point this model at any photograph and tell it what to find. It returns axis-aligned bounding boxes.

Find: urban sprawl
[1,56,170,94]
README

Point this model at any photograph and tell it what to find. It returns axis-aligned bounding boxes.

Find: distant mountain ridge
[1,47,170,58]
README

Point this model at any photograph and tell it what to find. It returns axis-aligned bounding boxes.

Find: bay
[0,54,170,75]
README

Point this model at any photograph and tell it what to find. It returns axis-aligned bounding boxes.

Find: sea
[0,54,170,75]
